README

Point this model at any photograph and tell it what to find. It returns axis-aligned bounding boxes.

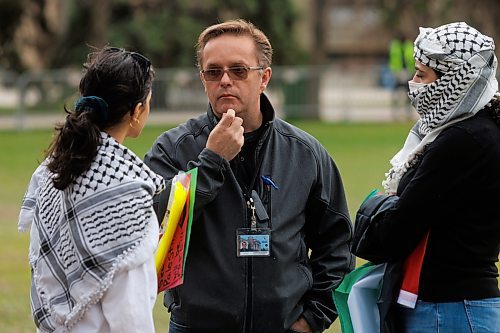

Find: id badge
[236,228,271,257]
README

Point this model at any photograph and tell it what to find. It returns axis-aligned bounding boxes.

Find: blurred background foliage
[0,0,307,71]
[1,0,500,73]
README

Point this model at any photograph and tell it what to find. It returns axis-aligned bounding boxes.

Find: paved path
[0,105,417,131]
[0,84,418,130]
[0,111,205,130]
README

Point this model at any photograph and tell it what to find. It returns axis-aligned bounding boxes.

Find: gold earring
[129,118,140,129]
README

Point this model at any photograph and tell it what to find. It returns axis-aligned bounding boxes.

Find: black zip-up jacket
[353,110,500,302]
[144,94,354,333]
[353,110,500,332]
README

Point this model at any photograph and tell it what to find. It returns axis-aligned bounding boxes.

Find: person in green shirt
[388,32,415,119]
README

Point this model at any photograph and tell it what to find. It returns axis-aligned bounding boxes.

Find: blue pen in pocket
[261,175,279,190]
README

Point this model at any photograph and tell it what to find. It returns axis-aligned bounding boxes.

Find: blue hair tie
[75,96,109,122]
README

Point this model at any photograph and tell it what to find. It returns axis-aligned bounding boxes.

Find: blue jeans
[397,298,500,333]
[168,318,190,333]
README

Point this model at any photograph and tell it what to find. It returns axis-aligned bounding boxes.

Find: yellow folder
[155,177,189,273]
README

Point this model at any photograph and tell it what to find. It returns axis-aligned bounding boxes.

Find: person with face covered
[352,22,500,332]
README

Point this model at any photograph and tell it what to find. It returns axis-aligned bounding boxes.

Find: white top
[20,134,165,333]
[34,257,157,333]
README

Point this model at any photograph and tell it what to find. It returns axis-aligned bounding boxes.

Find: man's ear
[200,72,207,92]
[260,67,272,93]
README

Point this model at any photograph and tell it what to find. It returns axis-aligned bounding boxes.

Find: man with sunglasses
[145,19,354,333]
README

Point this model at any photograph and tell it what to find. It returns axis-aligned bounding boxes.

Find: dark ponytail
[46,97,107,190]
[45,47,154,190]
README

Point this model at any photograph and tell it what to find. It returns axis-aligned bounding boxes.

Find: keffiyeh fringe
[32,219,157,332]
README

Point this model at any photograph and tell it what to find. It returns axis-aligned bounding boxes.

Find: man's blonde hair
[196,19,273,70]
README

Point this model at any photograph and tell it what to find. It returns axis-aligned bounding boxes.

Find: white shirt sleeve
[19,163,47,232]
[101,258,158,333]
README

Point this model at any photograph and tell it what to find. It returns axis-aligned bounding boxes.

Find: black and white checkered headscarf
[19,133,165,331]
[411,21,498,133]
[384,22,499,193]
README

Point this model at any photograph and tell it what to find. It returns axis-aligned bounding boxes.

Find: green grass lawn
[0,120,496,332]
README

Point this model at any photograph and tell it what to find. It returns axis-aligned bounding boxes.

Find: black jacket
[353,110,500,330]
[144,94,354,333]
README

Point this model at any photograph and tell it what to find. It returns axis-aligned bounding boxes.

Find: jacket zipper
[242,123,271,333]
[244,193,255,333]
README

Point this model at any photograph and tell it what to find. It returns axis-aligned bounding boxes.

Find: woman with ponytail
[18,47,165,333]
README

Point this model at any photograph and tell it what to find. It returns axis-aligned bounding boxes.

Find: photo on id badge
[236,228,271,257]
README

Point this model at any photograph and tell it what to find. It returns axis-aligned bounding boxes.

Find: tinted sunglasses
[201,66,263,81]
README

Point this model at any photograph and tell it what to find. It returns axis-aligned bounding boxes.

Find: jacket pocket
[297,263,313,289]
[261,181,273,228]
[297,238,313,289]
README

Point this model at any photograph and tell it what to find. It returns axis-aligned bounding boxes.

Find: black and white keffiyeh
[383,22,499,193]
[18,133,164,332]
